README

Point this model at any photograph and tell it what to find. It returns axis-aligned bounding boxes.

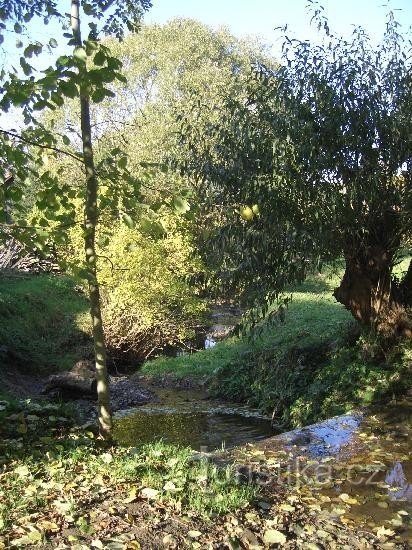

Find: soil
[1,368,156,414]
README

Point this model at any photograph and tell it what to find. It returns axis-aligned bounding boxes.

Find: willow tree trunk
[71,0,112,438]
[334,247,412,341]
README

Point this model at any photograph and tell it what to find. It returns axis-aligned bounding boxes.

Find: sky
[145,0,412,57]
[3,0,412,63]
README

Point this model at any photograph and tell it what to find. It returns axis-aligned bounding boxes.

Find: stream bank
[1,363,411,547]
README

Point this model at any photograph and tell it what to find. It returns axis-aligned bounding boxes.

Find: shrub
[64,213,207,362]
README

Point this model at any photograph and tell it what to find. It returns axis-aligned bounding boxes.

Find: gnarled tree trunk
[334,248,412,341]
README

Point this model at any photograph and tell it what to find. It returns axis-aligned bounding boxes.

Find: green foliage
[24,20,272,360]
[96,19,274,243]
[0,0,151,253]
[0,274,90,373]
[182,6,412,329]
[0,0,152,39]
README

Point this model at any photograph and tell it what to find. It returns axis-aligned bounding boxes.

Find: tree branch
[0,129,84,163]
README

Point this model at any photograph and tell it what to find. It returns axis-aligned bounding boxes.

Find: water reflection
[113,389,273,451]
[282,413,363,458]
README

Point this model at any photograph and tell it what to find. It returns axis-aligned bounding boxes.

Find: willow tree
[0,0,151,437]
[185,6,412,341]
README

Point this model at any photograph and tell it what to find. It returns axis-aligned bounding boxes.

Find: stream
[113,387,273,451]
[112,305,411,541]
[113,388,411,541]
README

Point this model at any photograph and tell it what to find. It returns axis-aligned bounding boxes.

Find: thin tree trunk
[71,0,112,438]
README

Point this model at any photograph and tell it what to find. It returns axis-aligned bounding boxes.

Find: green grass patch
[0,274,91,374]
[141,270,350,383]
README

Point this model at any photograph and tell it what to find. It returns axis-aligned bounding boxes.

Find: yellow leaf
[37,520,59,532]
[14,465,29,477]
[339,493,358,505]
[263,529,287,545]
[188,530,202,539]
[376,526,395,538]
[163,534,176,546]
[280,503,295,512]
[100,452,113,464]
[140,487,159,500]
[124,487,138,503]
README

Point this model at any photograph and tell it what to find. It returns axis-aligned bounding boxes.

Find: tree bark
[71,0,113,438]
[334,246,412,341]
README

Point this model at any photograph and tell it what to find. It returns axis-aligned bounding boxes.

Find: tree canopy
[184,6,412,339]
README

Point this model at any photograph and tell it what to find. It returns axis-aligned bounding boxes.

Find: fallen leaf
[188,530,202,539]
[163,534,176,546]
[163,481,177,492]
[100,452,113,464]
[124,487,138,503]
[338,493,358,505]
[376,526,395,538]
[37,520,59,532]
[14,465,29,478]
[263,529,286,545]
[280,503,295,512]
[140,487,159,500]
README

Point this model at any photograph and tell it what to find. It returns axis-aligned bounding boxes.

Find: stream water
[112,386,411,540]
[113,388,273,451]
[112,305,411,541]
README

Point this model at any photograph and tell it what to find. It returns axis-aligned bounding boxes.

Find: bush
[64,213,207,362]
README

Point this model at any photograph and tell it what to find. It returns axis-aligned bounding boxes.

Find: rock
[43,362,155,411]
[43,360,97,398]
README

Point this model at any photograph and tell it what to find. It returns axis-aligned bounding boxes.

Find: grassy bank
[141,267,412,428]
[0,274,90,375]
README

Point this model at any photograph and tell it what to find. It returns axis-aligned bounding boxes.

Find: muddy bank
[0,368,156,413]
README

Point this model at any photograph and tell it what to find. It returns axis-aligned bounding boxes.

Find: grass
[0,398,256,546]
[141,263,412,428]
[142,276,350,379]
[0,274,91,374]
[141,268,350,387]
